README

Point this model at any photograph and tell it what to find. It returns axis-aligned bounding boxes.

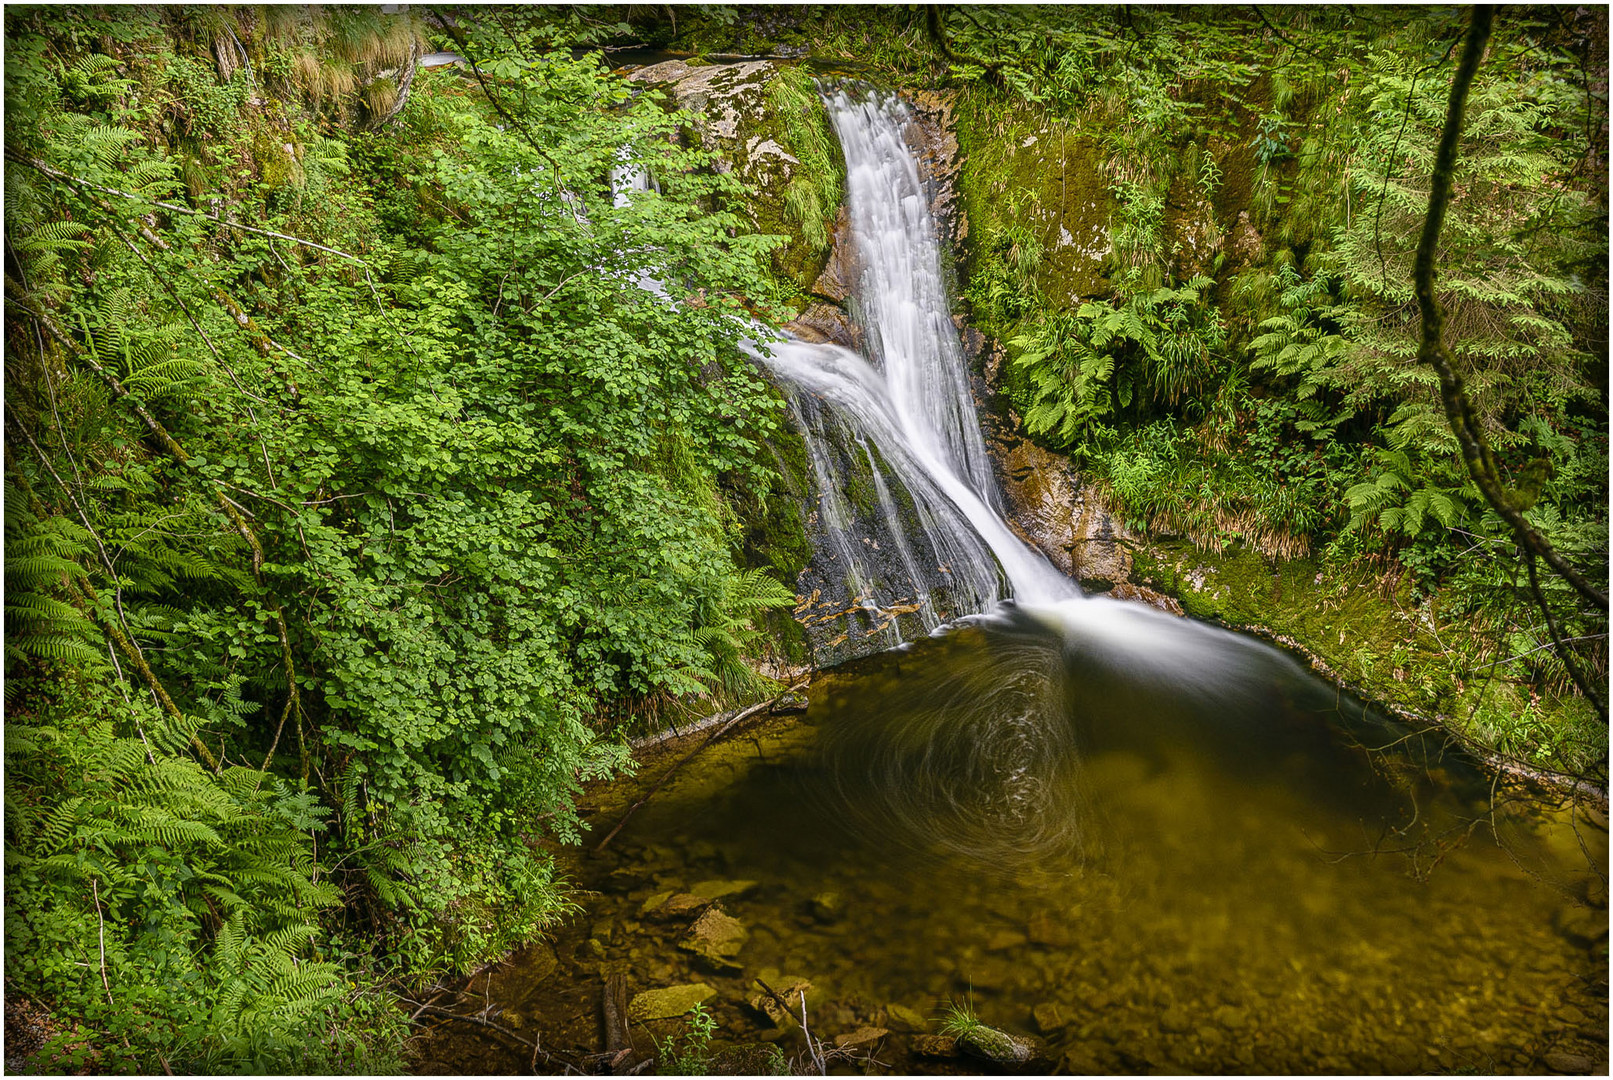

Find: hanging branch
[1413,6,1606,714]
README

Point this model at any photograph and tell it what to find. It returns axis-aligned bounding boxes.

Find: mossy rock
[628,982,717,1022]
[957,1023,1036,1065]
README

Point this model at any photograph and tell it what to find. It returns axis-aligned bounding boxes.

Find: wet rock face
[807,204,858,304]
[625,58,831,290]
[903,91,966,254]
[783,300,861,350]
[983,422,1139,593]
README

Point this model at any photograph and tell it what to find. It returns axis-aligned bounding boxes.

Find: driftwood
[601,968,633,1073]
[593,683,806,854]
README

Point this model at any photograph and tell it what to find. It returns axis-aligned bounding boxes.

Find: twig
[91,878,113,1008]
[593,683,805,854]
[408,1003,538,1049]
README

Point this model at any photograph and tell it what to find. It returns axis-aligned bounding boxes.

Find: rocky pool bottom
[414,604,1608,1076]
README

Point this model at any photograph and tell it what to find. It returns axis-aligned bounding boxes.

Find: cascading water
[744,86,1092,859]
[752,87,1075,651]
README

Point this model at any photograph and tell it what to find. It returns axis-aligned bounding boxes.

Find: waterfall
[753,86,1077,646]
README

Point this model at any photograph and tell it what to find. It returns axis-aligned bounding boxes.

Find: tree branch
[1413,6,1608,621]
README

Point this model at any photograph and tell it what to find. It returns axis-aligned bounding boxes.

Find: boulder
[627,983,716,1022]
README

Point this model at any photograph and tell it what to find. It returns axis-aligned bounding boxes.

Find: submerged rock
[911,1034,958,1058]
[1026,911,1074,948]
[807,891,842,922]
[627,983,716,1022]
[689,879,758,902]
[884,1002,929,1032]
[657,893,713,918]
[748,977,812,1028]
[1545,1051,1598,1073]
[1032,1002,1068,1034]
[679,906,749,968]
[834,1026,888,1052]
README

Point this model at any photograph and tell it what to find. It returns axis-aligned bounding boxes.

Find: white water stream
[752,87,1076,640]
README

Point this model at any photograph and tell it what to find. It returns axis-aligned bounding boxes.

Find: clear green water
[419,603,1607,1075]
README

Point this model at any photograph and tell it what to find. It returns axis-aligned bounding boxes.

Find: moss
[251,130,301,189]
[743,65,843,292]
[1130,539,1600,778]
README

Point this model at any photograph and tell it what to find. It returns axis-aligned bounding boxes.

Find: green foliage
[4,686,403,1073]
[5,5,799,1069]
[769,65,844,257]
[1010,271,1225,444]
[663,1000,718,1075]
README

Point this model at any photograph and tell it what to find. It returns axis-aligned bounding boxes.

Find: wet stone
[885,1003,929,1032]
[1033,1002,1069,1034]
[679,907,748,968]
[911,1034,958,1058]
[834,1026,888,1051]
[1545,1051,1597,1073]
[628,983,716,1022]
